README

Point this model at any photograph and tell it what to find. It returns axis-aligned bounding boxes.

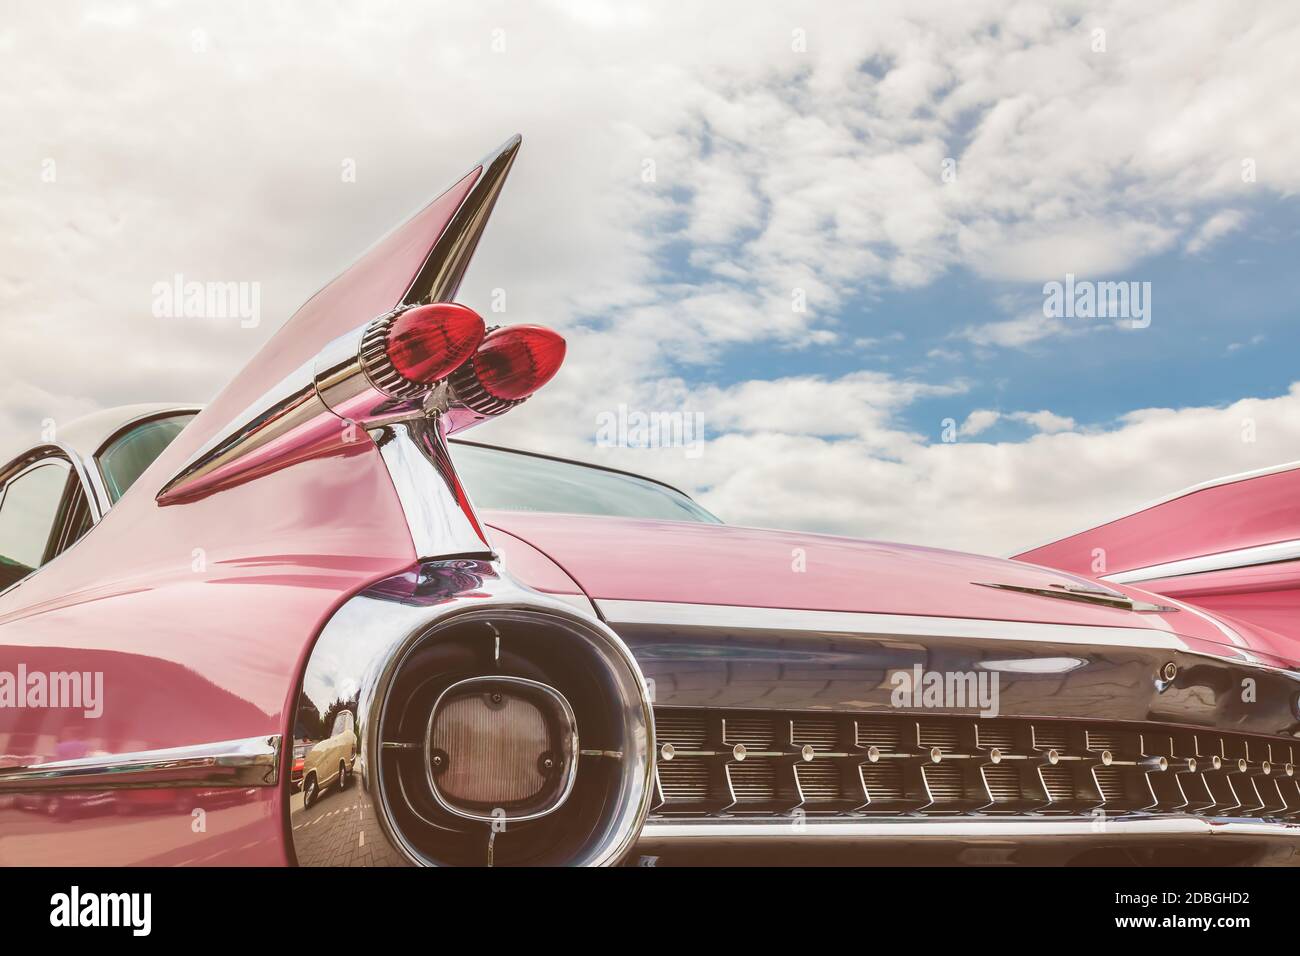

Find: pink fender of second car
[1015,463,1300,653]
[4,135,1300,868]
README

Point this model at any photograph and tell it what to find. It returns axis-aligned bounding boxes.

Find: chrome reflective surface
[600,599,1192,650]
[289,560,653,867]
[155,361,323,503]
[613,608,1300,735]
[0,442,103,523]
[369,417,492,559]
[635,816,1300,865]
[0,735,280,791]
[403,134,520,306]
[973,580,1177,612]
[1107,538,1300,583]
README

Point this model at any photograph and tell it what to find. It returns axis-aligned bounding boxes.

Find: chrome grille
[917,721,962,753]
[1093,767,1126,803]
[650,707,1300,820]
[983,765,1021,801]
[1039,766,1074,803]
[856,718,902,752]
[795,762,842,802]
[655,711,709,750]
[860,763,906,806]
[922,764,965,802]
[724,716,778,749]
[791,717,839,751]
[657,756,711,802]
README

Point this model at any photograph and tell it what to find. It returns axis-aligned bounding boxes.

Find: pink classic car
[2,136,1299,867]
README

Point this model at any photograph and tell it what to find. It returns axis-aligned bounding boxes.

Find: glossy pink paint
[0,170,483,865]
[1013,466,1300,649]
[1015,466,1300,575]
[1117,564,1300,649]
[482,510,1299,665]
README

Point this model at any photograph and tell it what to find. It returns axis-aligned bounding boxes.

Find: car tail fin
[1014,462,1300,642]
[148,135,565,507]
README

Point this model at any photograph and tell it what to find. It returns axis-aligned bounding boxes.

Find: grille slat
[983,765,1021,801]
[796,762,842,802]
[792,718,839,751]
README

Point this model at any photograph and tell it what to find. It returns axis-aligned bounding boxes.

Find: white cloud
[3,1,1299,559]
[530,379,1300,557]
[1009,409,1076,433]
[960,409,1002,437]
[1186,210,1247,255]
[956,313,1074,349]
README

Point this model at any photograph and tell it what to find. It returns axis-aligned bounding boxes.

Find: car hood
[481,511,1300,666]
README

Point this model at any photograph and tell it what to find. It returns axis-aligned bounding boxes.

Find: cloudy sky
[4,0,1299,556]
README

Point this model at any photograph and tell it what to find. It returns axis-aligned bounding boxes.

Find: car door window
[0,460,74,591]
[96,413,195,503]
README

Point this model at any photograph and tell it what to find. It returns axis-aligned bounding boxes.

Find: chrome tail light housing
[290,564,654,867]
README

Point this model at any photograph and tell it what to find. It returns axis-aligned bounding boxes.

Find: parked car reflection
[298,709,356,810]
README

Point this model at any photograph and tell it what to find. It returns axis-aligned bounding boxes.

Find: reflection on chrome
[0,735,280,791]
[289,559,653,867]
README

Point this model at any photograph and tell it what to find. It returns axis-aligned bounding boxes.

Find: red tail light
[385,303,485,385]
[472,325,566,401]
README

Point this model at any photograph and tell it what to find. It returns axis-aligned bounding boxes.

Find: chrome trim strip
[1106,538,1300,584]
[596,599,1189,650]
[156,360,324,503]
[0,443,104,524]
[0,735,281,791]
[973,580,1175,612]
[1011,459,1300,558]
[543,591,599,617]
[639,815,1300,840]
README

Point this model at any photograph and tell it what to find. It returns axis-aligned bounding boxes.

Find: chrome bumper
[633,816,1300,866]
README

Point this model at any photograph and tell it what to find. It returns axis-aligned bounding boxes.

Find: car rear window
[448,441,720,524]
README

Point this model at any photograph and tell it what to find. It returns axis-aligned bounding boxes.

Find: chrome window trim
[0,448,100,602]
[0,734,281,791]
[1105,538,1300,584]
[597,599,1191,650]
[0,444,99,523]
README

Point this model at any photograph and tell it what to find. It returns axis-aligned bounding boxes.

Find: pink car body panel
[480,511,1300,666]
[1014,466,1300,649]
[0,170,484,865]
[1015,466,1300,576]
[1137,563,1300,647]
